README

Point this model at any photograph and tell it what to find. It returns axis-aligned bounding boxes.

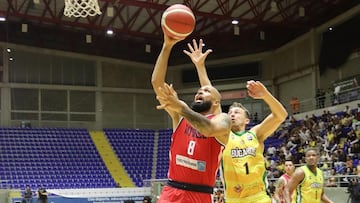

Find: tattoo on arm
[218,114,231,128]
[180,106,212,131]
[274,178,285,195]
[275,178,285,188]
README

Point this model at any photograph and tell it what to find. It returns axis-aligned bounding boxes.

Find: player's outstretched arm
[248,80,288,141]
[151,34,182,96]
[151,35,183,125]
[273,177,285,203]
[183,39,213,87]
[183,39,224,115]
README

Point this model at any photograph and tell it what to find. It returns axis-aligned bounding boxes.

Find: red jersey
[168,115,225,187]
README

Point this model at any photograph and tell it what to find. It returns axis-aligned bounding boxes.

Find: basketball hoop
[64,0,102,18]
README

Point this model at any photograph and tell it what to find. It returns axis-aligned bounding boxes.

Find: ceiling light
[7,48,11,53]
[0,16,6,22]
[329,27,333,31]
[231,20,239,25]
[9,57,13,61]
[106,29,114,36]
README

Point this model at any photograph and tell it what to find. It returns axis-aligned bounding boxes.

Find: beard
[190,100,212,113]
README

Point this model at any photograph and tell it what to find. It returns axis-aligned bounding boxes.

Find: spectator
[319,151,330,163]
[286,137,297,151]
[37,187,48,203]
[326,176,337,187]
[352,167,358,175]
[333,85,341,105]
[142,196,151,203]
[348,178,360,203]
[352,116,360,130]
[346,155,354,168]
[23,185,33,203]
[267,144,277,156]
[344,105,351,115]
[316,89,321,109]
[214,189,224,203]
[326,168,339,187]
[290,97,300,114]
[319,89,326,108]
[345,167,353,175]
[328,88,336,106]
[298,127,310,145]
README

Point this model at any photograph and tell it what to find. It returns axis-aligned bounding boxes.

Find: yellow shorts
[225,191,271,203]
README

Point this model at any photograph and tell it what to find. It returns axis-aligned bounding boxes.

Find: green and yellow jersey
[221,131,270,203]
[293,165,324,203]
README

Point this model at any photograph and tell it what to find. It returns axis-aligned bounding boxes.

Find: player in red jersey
[273,159,295,203]
[152,35,231,202]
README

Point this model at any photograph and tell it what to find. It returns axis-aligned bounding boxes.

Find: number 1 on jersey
[244,162,249,175]
[187,140,196,155]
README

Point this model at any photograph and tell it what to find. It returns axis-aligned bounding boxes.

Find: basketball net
[64,0,102,18]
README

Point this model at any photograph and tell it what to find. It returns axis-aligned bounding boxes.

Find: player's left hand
[156,83,185,113]
[246,80,268,99]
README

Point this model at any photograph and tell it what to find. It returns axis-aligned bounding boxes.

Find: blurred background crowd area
[263,103,360,186]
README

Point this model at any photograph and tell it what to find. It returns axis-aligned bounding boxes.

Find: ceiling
[0,0,359,65]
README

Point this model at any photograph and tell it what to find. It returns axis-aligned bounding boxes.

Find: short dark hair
[143,196,151,202]
[305,147,319,155]
[284,158,294,163]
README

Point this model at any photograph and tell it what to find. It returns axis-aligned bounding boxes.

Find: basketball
[161,4,195,39]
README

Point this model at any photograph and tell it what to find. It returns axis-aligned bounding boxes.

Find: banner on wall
[13,196,145,203]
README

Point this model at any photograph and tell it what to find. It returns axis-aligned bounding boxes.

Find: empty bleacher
[0,127,115,189]
[104,128,155,187]
[155,129,172,179]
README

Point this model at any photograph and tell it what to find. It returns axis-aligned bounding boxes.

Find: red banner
[220,90,247,100]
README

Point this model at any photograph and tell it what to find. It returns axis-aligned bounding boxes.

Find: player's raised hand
[183,39,212,67]
[246,80,268,99]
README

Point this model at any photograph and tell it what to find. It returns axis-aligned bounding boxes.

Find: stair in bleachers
[0,127,116,189]
[89,131,134,187]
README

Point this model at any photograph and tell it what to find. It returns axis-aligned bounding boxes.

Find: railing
[286,86,360,114]
[267,174,359,188]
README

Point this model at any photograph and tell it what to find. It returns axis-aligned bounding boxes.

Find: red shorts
[157,185,212,203]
